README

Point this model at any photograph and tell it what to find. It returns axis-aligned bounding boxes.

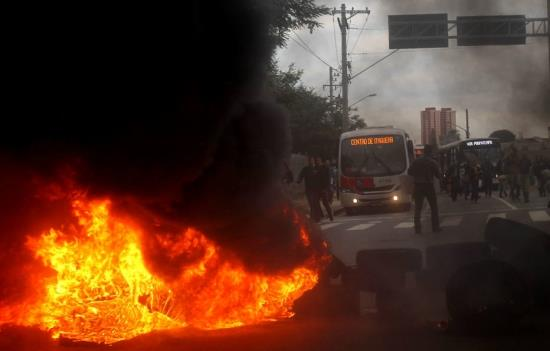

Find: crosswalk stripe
[441,216,462,227]
[528,210,550,222]
[347,223,375,231]
[394,222,414,229]
[487,213,506,222]
[320,223,342,230]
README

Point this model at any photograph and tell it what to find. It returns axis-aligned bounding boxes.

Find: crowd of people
[293,157,337,222]
[444,148,550,204]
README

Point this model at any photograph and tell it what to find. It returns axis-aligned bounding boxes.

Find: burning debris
[0,194,325,344]
[0,0,330,345]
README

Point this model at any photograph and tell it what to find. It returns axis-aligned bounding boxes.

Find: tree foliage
[268,0,330,48]
[265,0,365,159]
[489,129,516,143]
[267,64,365,158]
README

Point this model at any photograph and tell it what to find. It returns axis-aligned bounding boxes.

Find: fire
[0,197,326,344]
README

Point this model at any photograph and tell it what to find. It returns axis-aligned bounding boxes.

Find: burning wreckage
[1,1,550,348]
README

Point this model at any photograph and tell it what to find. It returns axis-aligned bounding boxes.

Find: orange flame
[0,197,326,344]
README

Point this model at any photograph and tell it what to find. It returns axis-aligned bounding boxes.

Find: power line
[350,49,399,80]
[350,13,369,54]
[290,34,335,69]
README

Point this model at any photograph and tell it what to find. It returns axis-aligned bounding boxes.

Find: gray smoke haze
[277,0,549,141]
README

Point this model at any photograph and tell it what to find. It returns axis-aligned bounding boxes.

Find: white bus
[338,127,415,215]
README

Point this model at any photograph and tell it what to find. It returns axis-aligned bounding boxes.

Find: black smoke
[0,0,323,288]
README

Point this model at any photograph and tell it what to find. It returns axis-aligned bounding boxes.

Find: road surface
[321,193,550,267]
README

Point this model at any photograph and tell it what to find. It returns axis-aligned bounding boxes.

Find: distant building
[420,107,456,145]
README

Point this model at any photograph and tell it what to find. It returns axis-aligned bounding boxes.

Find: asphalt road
[321,193,550,267]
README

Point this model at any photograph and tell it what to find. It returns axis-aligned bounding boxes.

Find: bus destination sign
[465,140,493,147]
[350,136,395,146]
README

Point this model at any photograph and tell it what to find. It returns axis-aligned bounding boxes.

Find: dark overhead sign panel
[388,14,448,49]
[457,15,526,46]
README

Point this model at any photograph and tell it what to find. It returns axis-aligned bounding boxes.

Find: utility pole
[323,67,335,102]
[465,109,471,139]
[333,4,370,130]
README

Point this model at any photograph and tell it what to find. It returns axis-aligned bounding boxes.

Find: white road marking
[495,197,518,210]
[487,213,506,222]
[441,216,462,227]
[529,210,550,222]
[320,223,342,230]
[394,222,414,229]
[347,223,376,231]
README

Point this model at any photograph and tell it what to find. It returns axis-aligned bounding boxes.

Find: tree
[489,129,516,143]
[268,0,330,48]
[265,1,360,159]
[267,64,364,158]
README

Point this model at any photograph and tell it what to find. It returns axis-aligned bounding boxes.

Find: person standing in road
[482,159,495,198]
[297,156,322,222]
[533,156,547,197]
[315,157,334,221]
[506,147,521,201]
[470,163,481,204]
[461,162,471,200]
[448,162,459,202]
[408,144,442,234]
[518,152,532,203]
[496,158,508,198]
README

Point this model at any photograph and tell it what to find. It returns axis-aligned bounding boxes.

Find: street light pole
[465,109,471,139]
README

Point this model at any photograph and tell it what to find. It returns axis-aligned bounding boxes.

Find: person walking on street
[282,161,294,185]
[448,162,459,202]
[461,162,471,200]
[506,148,521,201]
[297,157,322,222]
[315,157,334,221]
[533,156,547,197]
[408,145,441,234]
[496,158,508,198]
[519,152,532,203]
[482,159,495,198]
[470,163,481,204]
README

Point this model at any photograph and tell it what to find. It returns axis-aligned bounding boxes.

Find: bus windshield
[341,135,406,177]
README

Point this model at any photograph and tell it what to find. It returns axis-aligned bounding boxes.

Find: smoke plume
[0,0,322,297]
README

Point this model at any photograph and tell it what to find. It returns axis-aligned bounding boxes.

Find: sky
[276,0,549,142]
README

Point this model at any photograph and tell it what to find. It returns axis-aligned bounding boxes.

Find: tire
[401,203,411,212]
[345,207,356,216]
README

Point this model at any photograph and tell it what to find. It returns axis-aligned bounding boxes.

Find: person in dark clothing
[533,156,547,197]
[482,159,495,198]
[407,145,441,234]
[282,161,294,184]
[496,158,508,198]
[315,157,334,221]
[297,157,322,222]
[448,163,459,201]
[518,153,532,203]
[461,162,471,200]
[506,148,521,201]
[470,163,481,203]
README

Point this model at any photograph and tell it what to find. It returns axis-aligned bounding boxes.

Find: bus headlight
[392,195,399,201]
[353,198,358,204]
